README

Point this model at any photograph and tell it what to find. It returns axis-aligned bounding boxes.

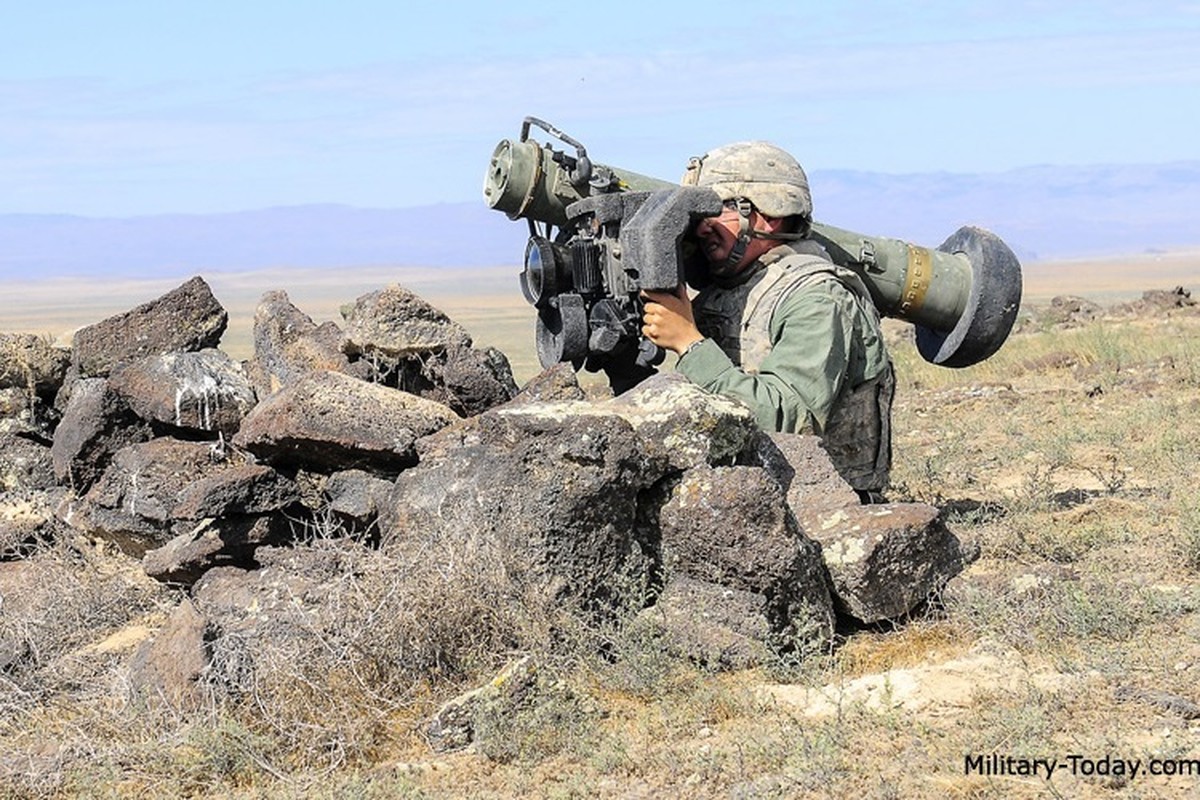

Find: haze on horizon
[3,1,1198,219]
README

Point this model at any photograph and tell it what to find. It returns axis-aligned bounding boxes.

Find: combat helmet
[682,141,812,272]
[681,141,812,220]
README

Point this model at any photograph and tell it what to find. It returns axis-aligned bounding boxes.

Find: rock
[382,405,655,605]
[637,576,773,670]
[50,378,154,492]
[1044,295,1104,327]
[62,438,298,555]
[232,370,459,473]
[142,514,294,584]
[1140,286,1194,310]
[336,285,514,417]
[107,350,258,435]
[747,432,966,624]
[246,290,359,398]
[185,548,351,700]
[421,344,519,417]
[506,362,586,406]
[426,655,590,762]
[341,283,472,358]
[0,388,30,424]
[426,656,540,753]
[176,466,299,522]
[422,372,754,473]
[191,546,343,637]
[184,545,382,709]
[655,465,834,645]
[323,469,394,526]
[747,432,862,515]
[0,433,55,491]
[0,333,70,396]
[128,598,209,709]
[0,547,169,692]
[803,502,966,623]
[70,276,228,377]
[56,493,161,555]
[607,373,759,471]
[1113,685,1200,720]
[0,389,58,439]
[0,334,70,435]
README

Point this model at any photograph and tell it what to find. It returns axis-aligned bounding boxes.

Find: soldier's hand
[641,285,704,355]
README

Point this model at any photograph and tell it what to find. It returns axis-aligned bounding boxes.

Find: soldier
[640,141,894,496]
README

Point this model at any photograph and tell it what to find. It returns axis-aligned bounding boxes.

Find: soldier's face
[693,202,780,275]
[694,203,744,268]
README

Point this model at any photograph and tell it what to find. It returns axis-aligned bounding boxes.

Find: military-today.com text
[965,753,1200,781]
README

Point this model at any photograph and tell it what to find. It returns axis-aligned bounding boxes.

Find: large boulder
[339,285,518,417]
[655,465,834,648]
[608,373,759,471]
[107,349,258,436]
[232,370,459,474]
[381,405,655,605]
[246,290,359,398]
[70,276,228,378]
[747,432,967,624]
[50,378,154,492]
[420,372,757,473]
[748,432,862,514]
[803,502,967,624]
[341,283,472,358]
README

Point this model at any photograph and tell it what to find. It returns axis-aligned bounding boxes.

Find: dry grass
[4,254,1200,797]
[195,529,582,771]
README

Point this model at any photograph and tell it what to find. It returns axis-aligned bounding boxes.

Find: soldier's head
[682,141,812,277]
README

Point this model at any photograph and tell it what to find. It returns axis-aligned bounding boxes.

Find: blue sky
[3,1,1198,216]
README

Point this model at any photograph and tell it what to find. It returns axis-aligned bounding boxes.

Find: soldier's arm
[675,285,857,433]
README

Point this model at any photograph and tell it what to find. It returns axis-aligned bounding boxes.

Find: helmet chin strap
[721,197,805,272]
[722,198,754,272]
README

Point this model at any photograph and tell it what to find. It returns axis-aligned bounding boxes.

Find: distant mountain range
[2,162,1197,280]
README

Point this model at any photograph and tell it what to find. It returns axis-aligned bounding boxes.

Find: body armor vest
[693,247,894,493]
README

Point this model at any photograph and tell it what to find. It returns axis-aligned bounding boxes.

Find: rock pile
[1019,285,1198,331]
[1110,285,1196,317]
[1,276,967,697]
